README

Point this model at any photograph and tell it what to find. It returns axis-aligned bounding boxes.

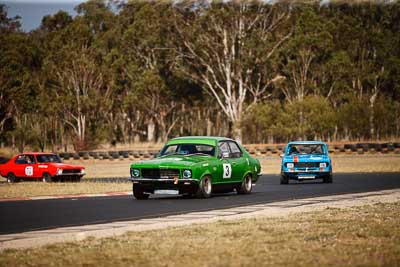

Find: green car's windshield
[159,144,215,157]
[287,144,326,155]
[36,154,63,163]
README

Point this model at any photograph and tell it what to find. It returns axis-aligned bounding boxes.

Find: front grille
[62,169,81,174]
[141,168,180,179]
[294,162,320,168]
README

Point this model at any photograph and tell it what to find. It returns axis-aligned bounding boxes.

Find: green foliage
[1,1,400,151]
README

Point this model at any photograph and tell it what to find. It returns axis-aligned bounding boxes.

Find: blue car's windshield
[287,144,326,155]
[159,144,215,157]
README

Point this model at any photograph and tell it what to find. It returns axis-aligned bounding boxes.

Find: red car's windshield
[36,154,62,163]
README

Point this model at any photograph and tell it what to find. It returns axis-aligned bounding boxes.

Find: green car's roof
[167,136,233,146]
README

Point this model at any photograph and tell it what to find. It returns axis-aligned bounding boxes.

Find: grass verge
[0,182,131,199]
[0,202,399,266]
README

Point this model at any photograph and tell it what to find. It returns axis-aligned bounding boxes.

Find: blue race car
[280,141,332,184]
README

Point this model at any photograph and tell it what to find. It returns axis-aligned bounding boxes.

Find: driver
[289,146,299,154]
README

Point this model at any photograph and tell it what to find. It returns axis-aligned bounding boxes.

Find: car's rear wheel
[7,173,18,183]
[133,184,150,200]
[195,175,212,198]
[42,173,52,183]
[280,174,289,184]
[237,174,252,194]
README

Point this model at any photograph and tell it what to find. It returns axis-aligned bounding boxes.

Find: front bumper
[55,173,85,177]
[129,178,199,194]
[283,171,330,180]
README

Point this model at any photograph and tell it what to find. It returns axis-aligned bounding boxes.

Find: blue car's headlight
[319,163,327,168]
[286,163,294,168]
[183,169,192,178]
[131,168,140,178]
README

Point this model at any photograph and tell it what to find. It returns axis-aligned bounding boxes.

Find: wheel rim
[204,178,211,194]
[245,176,252,191]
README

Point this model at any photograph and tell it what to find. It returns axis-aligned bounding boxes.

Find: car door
[227,141,247,182]
[217,141,233,183]
[25,154,38,178]
[13,155,27,177]
[14,154,37,178]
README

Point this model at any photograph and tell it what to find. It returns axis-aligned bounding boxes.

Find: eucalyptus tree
[119,1,178,142]
[173,0,293,142]
[0,5,42,151]
[279,6,334,103]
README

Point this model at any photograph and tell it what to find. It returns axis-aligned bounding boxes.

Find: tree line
[1,0,399,152]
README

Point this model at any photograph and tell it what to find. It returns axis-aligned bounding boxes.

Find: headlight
[131,169,140,177]
[131,169,140,178]
[286,163,294,168]
[57,168,63,175]
[320,163,327,168]
[81,169,85,174]
[183,169,192,178]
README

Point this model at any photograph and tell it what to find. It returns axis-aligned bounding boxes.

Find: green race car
[129,136,261,199]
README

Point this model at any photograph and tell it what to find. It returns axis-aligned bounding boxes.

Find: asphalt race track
[1,173,400,235]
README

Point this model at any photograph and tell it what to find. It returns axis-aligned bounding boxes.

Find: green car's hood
[131,155,213,168]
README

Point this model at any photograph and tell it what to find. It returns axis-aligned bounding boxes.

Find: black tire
[237,174,252,194]
[42,173,53,183]
[133,184,150,200]
[323,174,333,183]
[195,176,212,198]
[7,173,18,183]
[280,174,289,185]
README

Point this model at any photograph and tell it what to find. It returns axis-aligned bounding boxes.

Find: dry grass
[0,202,399,267]
[69,154,400,178]
[0,182,130,199]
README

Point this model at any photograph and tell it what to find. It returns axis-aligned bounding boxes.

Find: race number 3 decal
[222,163,232,179]
[25,166,33,176]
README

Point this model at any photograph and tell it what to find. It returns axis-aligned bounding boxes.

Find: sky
[1,0,87,31]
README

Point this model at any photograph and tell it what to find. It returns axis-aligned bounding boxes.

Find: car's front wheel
[280,174,289,184]
[42,173,52,183]
[7,173,18,183]
[323,174,333,183]
[133,184,150,200]
[237,174,252,194]
[195,175,212,198]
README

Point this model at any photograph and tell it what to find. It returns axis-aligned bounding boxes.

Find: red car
[0,153,85,183]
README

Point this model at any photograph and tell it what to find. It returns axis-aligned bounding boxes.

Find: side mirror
[280,153,285,158]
